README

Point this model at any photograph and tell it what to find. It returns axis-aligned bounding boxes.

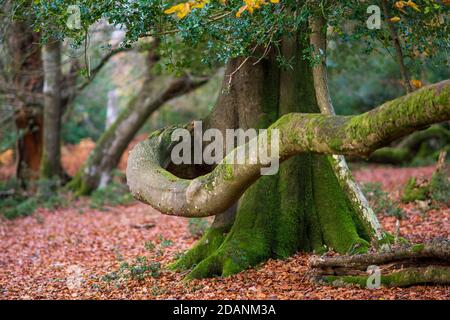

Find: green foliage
[144,240,156,252]
[402,171,450,204]
[362,182,405,219]
[429,170,450,203]
[102,256,161,283]
[101,240,176,284]
[188,218,210,238]
[0,178,68,220]
[89,172,134,210]
[158,234,174,248]
[401,177,428,202]
[30,0,448,72]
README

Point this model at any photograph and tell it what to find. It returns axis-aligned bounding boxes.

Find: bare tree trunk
[15,108,43,182]
[309,14,384,244]
[381,0,413,93]
[3,7,44,184]
[40,40,63,180]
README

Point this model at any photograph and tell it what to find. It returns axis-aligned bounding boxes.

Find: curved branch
[126,80,450,217]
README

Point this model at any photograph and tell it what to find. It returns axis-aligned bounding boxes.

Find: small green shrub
[402,171,449,204]
[144,240,156,252]
[429,171,450,204]
[0,178,68,219]
[102,257,162,283]
[158,234,173,248]
[402,177,428,203]
[362,182,405,219]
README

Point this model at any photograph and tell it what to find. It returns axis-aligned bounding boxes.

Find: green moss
[222,164,234,181]
[329,137,343,150]
[412,243,425,253]
[370,147,410,164]
[66,171,92,196]
[313,155,370,253]
[322,266,450,288]
[168,225,230,272]
[401,177,428,203]
[275,155,308,257]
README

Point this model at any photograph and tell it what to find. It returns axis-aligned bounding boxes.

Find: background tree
[0,1,44,184]
[40,40,63,182]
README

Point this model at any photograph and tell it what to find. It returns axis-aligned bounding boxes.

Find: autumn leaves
[164,0,210,19]
[164,0,280,19]
[389,1,422,23]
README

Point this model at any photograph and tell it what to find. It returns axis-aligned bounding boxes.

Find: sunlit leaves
[164,0,210,19]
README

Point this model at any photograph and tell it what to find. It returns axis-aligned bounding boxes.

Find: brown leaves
[0,165,448,300]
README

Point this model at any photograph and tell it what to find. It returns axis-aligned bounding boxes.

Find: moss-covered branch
[310,240,450,287]
[369,125,450,164]
[126,80,450,217]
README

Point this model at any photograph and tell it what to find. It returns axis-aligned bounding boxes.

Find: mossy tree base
[170,154,372,280]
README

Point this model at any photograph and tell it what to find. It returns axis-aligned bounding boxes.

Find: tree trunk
[68,59,209,195]
[381,0,414,93]
[15,108,43,183]
[168,33,379,279]
[40,40,63,180]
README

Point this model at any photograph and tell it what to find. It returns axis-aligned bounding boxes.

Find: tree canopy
[27,0,448,71]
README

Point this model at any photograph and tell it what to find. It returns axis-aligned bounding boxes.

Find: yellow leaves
[236,0,280,17]
[164,0,209,19]
[394,1,420,13]
[405,0,421,12]
[164,0,279,19]
[410,79,423,89]
[164,3,191,19]
[390,16,401,22]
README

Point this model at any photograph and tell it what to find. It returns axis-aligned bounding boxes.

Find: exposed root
[310,240,450,287]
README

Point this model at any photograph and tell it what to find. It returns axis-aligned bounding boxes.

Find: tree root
[168,225,229,272]
[309,240,450,287]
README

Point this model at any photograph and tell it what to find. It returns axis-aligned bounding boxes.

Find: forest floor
[0,164,449,300]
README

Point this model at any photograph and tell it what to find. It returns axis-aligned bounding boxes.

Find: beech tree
[34,0,450,280]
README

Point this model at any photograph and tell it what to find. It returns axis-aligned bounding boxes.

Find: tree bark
[310,240,450,287]
[3,7,44,183]
[309,14,384,243]
[127,79,450,218]
[381,0,414,93]
[40,40,63,180]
